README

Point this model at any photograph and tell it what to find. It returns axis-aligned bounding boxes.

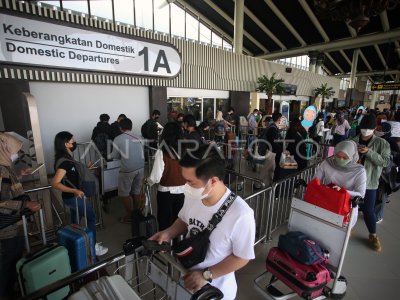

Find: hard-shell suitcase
[266,247,330,300]
[131,183,157,238]
[68,275,141,300]
[17,210,71,300]
[57,224,96,272]
[57,197,96,272]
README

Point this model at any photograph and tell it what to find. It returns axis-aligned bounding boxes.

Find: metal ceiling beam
[344,24,372,72]
[202,0,269,53]
[380,10,400,62]
[340,50,352,66]
[264,0,306,46]
[298,0,329,42]
[174,0,252,55]
[374,44,389,69]
[241,4,287,50]
[257,28,400,59]
[325,53,345,73]
[332,69,400,78]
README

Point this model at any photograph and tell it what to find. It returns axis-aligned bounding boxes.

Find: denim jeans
[0,236,24,297]
[64,197,97,241]
[360,189,377,234]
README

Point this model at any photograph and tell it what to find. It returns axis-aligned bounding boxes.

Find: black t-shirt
[58,160,80,199]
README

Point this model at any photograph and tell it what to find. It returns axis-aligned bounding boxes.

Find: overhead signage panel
[371,82,400,91]
[0,13,181,78]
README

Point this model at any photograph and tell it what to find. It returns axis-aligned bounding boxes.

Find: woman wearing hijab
[333,111,350,145]
[314,140,367,228]
[0,133,41,299]
[51,131,108,256]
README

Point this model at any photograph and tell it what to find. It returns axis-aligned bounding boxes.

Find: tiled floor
[97,184,400,300]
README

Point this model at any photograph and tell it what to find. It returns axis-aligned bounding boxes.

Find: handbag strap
[303,239,328,264]
[206,192,237,233]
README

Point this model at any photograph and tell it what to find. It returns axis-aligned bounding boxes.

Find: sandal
[119,216,132,224]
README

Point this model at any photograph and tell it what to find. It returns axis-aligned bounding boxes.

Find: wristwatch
[202,267,213,283]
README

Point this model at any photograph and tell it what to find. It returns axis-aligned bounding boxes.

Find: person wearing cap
[353,114,390,252]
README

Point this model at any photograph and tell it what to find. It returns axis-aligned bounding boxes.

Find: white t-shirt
[178,188,256,300]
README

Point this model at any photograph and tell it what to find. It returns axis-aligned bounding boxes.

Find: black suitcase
[131,183,158,238]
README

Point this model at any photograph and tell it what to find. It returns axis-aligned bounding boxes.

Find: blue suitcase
[17,210,71,300]
[57,224,96,272]
[57,197,96,272]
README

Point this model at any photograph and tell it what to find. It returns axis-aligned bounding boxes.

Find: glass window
[211,32,222,47]
[216,98,228,113]
[89,0,112,20]
[186,12,199,41]
[223,40,232,51]
[167,97,202,122]
[203,98,215,121]
[171,4,185,38]
[61,0,88,14]
[199,23,211,44]
[154,0,170,34]
[40,1,62,10]
[114,0,134,25]
[135,0,153,29]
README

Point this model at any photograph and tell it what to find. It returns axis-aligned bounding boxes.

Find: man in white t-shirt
[150,145,255,299]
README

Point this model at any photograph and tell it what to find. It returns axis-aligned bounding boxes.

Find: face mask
[71,142,77,152]
[10,153,19,162]
[335,157,350,167]
[361,129,374,137]
[183,181,210,200]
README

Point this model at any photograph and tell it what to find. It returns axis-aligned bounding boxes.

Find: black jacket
[91,122,112,141]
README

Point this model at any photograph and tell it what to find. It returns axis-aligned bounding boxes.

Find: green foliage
[314,83,335,108]
[256,73,285,97]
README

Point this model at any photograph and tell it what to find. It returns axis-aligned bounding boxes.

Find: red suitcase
[266,247,330,300]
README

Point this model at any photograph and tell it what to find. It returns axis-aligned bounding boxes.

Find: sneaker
[376,218,383,224]
[369,234,382,252]
[95,242,109,256]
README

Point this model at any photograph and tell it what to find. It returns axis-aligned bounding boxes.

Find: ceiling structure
[177,0,400,82]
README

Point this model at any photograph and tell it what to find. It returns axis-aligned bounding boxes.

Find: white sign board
[379,95,385,101]
[0,13,181,77]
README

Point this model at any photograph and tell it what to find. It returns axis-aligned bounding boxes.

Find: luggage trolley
[255,179,360,300]
[19,238,223,300]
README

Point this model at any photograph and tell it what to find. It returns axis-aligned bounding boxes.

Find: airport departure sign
[0,13,181,78]
[371,82,400,91]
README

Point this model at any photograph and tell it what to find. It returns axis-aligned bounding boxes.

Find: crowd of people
[1,103,399,299]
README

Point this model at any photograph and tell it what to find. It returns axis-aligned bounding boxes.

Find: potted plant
[314,83,335,110]
[256,73,285,114]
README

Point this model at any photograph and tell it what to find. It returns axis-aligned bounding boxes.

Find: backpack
[56,158,99,197]
[93,132,109,157]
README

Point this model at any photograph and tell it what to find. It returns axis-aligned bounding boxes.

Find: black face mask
[71,142,77,152]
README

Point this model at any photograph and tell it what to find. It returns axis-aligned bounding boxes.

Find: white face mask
[10,153,19,162]
[183,181,210,200]
[361,129,375,137]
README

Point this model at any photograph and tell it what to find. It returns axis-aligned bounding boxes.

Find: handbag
[304,178,351,217]
[172,193,237,269]
[278,231,329,265]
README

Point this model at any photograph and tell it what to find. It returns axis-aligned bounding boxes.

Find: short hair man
[150,145,255,299]
[110,113,127,140]
[141,110,161,148]
[109,118,145,223]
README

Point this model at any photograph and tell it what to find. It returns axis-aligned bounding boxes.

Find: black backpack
[93,132,109,157]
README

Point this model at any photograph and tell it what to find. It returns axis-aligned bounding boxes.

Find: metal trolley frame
[255,181,360,300]
[18,244,220,300]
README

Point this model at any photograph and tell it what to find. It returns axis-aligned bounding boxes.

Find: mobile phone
[357,143,366,148]
[29,163,45,174]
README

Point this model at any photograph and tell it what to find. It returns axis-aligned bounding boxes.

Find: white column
[233,0,244,54]
[308,51,317,73]
[349,49,359,88]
